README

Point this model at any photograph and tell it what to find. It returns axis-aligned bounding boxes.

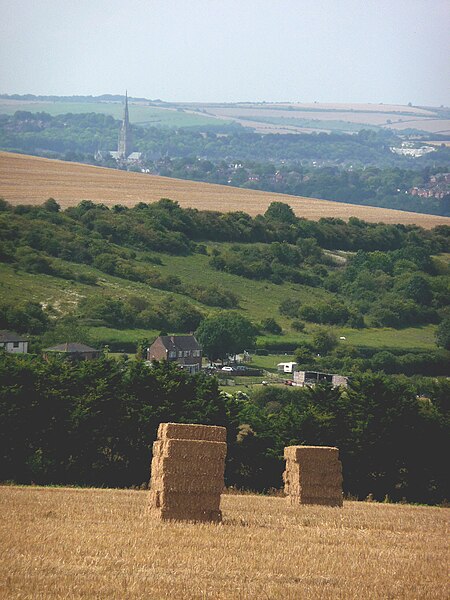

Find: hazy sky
[1,0,449,106]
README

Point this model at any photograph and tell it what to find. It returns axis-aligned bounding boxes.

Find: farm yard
[1,151,449,228]
[0,486,447,599]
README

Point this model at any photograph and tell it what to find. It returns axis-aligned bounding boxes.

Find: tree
[42,198,60,212]
[264,201,297,224]
[260,318,282,335]
[311,328,338,355]
[436,318,450,350]
[196,312,257,362]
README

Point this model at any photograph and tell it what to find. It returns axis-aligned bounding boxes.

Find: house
[293,370,348,388]
[277,361,298,373]
[147,335,202,374]
[0,330,29,354]
[43,342,101,361]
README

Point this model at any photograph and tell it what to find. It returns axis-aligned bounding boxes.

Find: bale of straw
[283,444,343,507]
[151,472,224,494]
[284,445,340,462]
[152,439,227,461]
[149,422,227,523]
[150,457,224,477]
[158,422,227,443]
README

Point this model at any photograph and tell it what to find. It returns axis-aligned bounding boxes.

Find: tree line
[0,353,447,505]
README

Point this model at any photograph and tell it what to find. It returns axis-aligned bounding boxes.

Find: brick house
[0,330,29,354]
[147,335,202,374]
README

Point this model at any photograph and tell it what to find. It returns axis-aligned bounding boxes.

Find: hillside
[0,486,447,599]
[1,151,449,228]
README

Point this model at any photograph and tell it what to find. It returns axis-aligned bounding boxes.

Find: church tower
[117,91,133,158]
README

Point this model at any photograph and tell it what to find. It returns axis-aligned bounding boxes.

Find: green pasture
[0,252,439,355]
[156,250,329,327]
[240,115,380,133]
[0,100,222,128]
[336,325,437,350]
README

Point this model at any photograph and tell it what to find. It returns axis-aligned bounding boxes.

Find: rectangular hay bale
[152,439,227,461]
[158,422,227,443]
[284,445,340,462]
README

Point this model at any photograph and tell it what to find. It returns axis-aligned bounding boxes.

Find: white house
[277,361,298,373]
[0,330,29,354]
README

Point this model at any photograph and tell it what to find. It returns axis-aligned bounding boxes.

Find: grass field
[0,486,447,599]
[2,151,449,228]
[0,99,222,128]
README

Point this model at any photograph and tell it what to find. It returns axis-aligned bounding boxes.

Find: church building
[100,92,142,163]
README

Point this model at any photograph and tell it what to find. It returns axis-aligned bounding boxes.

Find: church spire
[124,90,129,126]
[117,91,133,158]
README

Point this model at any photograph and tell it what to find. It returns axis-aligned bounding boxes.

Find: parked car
[221,366,234,372]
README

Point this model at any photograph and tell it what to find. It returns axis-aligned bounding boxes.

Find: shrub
[260,318,282,335]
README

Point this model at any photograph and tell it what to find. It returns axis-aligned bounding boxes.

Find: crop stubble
[1,151,449,228]
[0,486,447,600]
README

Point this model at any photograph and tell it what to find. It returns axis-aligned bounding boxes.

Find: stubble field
[1,151,449,228]
[0,486,447,599]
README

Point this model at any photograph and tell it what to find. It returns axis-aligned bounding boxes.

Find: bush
[260,318,282,335]
[279,298,300,318]
[291,319,306,332]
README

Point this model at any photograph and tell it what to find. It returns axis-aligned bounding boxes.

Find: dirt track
[1,151,448,228]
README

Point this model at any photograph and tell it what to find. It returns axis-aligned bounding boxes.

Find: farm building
[293,370,348,388]
[43,343,101,361]
[0,330,29,354]
[147,335,202,374]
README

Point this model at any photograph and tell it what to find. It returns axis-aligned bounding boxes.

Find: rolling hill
[1,151,449,228]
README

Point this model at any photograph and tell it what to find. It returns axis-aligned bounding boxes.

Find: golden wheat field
[1,151,449,228]
[0,486,448,599]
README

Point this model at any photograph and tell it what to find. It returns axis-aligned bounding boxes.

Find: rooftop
[44,343,100,353]
[0,330,28,342]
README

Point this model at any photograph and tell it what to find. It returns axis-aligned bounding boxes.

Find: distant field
[2,151,449,228]
[2,97,447,134]
[387,119,450,134]
[0,99,222,128]
[189,101,445,134]
[0,486,447,599]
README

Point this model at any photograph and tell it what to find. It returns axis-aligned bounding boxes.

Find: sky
[1,0,449,106]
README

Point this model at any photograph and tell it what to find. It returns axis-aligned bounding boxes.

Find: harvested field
[206,107,431,126]
[0,486,448,599]
[1,151,449,228]
[385,119,450,134]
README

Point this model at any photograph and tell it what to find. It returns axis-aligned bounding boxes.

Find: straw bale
[149,421,227,523]
[284,445,340,462]
[283,444,343,507]
[284,461,342,478]
[151,472,224,494]
[158,422,227,443]
[152,439,227,461]
[150,456,224,479]
[284,471,343,488]
[149,491,222,522]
